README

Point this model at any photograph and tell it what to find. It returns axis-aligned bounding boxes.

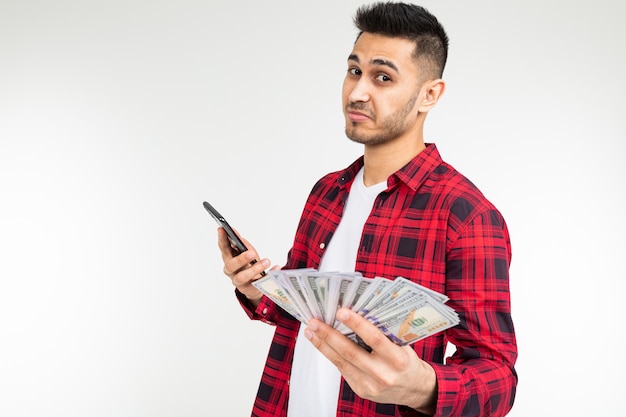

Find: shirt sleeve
[431,209,518,417]
[235,289,283,326]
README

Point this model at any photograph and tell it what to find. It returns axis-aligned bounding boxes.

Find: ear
[417,79,445,113]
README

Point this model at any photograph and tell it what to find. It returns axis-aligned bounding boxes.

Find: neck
[362,135,426,186]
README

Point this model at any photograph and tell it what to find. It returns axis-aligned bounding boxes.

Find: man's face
[342,32,424,146]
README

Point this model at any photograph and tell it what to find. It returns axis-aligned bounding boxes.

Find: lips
[345,105,373,122]
[347,111,371,122]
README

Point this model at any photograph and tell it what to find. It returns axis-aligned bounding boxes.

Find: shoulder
[427,161,503,226]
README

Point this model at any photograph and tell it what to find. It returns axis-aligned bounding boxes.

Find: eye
[348,67,361,76]
[376,74,391,82]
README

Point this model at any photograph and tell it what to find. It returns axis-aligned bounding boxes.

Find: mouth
[345,108,373,122]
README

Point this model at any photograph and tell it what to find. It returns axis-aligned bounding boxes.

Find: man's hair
[354,2,449,78]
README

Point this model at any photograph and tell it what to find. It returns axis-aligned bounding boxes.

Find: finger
[236,234,268,277]
[215,226,249,256]
[218,228,261,273]
[231,257,270,287]
[334,308,394,357]
[216,227,238,259]
[305,318,369,374]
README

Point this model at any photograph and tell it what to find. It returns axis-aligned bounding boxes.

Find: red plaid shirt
[237,144,518,417]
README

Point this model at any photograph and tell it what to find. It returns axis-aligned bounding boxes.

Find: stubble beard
[345,91,420,146]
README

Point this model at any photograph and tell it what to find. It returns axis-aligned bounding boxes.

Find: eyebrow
[348,54,399,73]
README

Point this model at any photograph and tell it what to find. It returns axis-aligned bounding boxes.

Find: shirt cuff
[428,362,462,417]
[235,288,277,324]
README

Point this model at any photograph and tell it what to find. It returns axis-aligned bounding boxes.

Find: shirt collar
[337,143,443,192]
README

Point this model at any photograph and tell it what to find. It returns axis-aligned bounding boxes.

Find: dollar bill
[252,268,459,346]
[375,301,458,345]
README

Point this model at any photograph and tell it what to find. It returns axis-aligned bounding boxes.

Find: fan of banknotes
[252,268,459,347]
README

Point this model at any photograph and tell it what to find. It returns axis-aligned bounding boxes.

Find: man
[217,2,518,416]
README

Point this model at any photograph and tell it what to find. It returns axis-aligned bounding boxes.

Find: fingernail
[262,259,270,268]
[304,329,313,340]
[337,309,350,321]
[308,320,318,331]
[245,251,256,260]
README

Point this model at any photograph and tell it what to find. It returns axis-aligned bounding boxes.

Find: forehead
[349,32,417,71]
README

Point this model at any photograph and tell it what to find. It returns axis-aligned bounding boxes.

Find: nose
[345,78,370,103]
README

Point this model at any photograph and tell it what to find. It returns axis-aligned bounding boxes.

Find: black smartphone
[203,201,250,255]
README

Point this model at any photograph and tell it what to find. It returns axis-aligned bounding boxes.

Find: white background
[1,0,624,415]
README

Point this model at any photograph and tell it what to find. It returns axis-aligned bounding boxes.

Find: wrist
[409,361,438,415]
[247,293,262,308]
[235,288,262,309]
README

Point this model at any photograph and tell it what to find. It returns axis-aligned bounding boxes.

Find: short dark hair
[354,2,449,78]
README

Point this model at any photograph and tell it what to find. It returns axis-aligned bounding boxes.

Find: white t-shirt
[287,167,387,417]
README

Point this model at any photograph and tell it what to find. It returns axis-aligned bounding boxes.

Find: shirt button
[320,242,326,249]
[262,308,268,315]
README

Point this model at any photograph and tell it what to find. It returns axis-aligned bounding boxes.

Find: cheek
[341,80,351,105]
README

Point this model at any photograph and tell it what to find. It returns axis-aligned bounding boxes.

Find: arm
[430,209,518,417]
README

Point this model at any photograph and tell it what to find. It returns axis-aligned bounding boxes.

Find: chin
[346,129,394,146]
[344,127,363,144]
[345,131,377,145]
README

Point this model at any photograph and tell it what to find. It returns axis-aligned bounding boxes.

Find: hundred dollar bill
[361,277,448,317]
[364,289,428,323]
[301,271,336,322]
[323,272,360,327]
[253,273,305,323]
[252,268,315,324]
[351,277,394,315]
[254,270,458,347]
[358,277,418,317]
[335,277,390,334]
[371,290,458,333]
[335,276,373,334]
[343,276,372,309]
[283,271,316,323]
[375,300,459,345]
[337,273,362,309]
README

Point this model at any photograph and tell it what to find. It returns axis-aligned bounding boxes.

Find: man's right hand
[217,227,272,308]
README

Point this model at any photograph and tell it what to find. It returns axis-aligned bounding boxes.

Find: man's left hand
[304,307,437,415]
